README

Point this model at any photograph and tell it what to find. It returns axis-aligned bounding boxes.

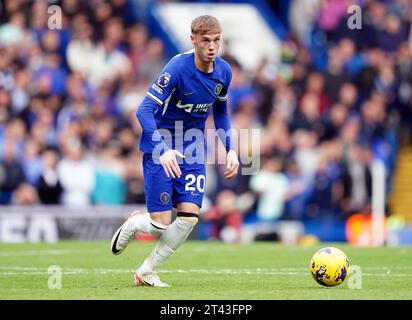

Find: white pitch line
[0,267,410,277]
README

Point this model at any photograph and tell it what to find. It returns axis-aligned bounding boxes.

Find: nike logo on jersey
[184,92,194,96]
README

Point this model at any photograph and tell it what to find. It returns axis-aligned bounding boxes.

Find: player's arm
[213,99,239,179]
[136,63,184,178]
[136,97,169,155]
[213,66,239,179]
[136,97,184,179]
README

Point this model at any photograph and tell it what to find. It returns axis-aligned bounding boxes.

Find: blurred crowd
[0,0,161,207]
[204,0,412,241]
[0,0,411,241]
[200,0,412,241]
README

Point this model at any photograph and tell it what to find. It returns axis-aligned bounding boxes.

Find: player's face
[192,31,221,64]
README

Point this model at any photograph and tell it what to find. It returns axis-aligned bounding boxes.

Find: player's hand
[224,150,239,180]
[159,149,185,179]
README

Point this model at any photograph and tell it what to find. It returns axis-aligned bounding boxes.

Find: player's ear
[190,33,195,45]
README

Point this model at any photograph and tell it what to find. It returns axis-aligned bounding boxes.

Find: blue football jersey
[139,49,232,155]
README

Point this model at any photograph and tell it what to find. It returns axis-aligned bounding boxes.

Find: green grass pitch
[1,241,411,300]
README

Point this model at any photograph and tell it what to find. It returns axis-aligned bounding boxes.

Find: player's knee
[177,212,199,224]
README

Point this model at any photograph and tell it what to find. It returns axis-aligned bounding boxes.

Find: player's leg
[155,201,200,260]
[135,166,205,284]
[134,203,199,287]
[110,210,171,255]
[137,202,199,272]
[135,203,199,287]
[111,153,173,255]
[130,209,173,287]
[123,209,172,239]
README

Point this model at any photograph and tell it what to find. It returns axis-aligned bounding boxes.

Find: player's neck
[194,54,214,73]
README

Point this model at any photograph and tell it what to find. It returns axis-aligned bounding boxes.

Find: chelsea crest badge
[214,83,223,95]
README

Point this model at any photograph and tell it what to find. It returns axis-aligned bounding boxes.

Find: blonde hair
[191,15,222,35]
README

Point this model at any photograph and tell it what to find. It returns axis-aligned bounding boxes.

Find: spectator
[293,130,320,187]
[127,24,149,75]
[136,37,166,83]
[342,143,372,214]
[38,149,63,204]
[306,154,343,219]
[321,103,348,141]
[123,150,146,204]
[377,12,408,53]
[305,71,330,114]
[290,92,323,136]
[202,190,243,242]
[284,159,308,220]
[338,82,359,113]
[84,17,131,89]
[289,0,320,46]
[21,138,42,186]
[316,0,349,38]
[0,140,26,204]
[324,46,350,101]
[249,156,290,221]
[66,15,95,77]
[92,144,127,205]
[57,139,95,207]
[11,182,39,205]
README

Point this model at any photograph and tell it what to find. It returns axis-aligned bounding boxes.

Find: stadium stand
[0,0,411,244]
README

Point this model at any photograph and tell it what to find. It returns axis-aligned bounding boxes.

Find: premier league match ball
[309,247,350,287]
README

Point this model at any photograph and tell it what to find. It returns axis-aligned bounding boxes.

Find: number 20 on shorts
[184,174,206,193]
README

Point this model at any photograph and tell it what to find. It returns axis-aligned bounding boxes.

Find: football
[309,247,350,287]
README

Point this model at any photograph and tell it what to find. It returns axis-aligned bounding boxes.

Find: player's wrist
[159,144,171,156]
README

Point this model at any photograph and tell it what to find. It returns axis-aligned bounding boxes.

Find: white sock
[137,217,197,274]
[130,212,167,236]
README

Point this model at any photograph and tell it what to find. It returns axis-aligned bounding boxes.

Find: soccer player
[111,15,239,287]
